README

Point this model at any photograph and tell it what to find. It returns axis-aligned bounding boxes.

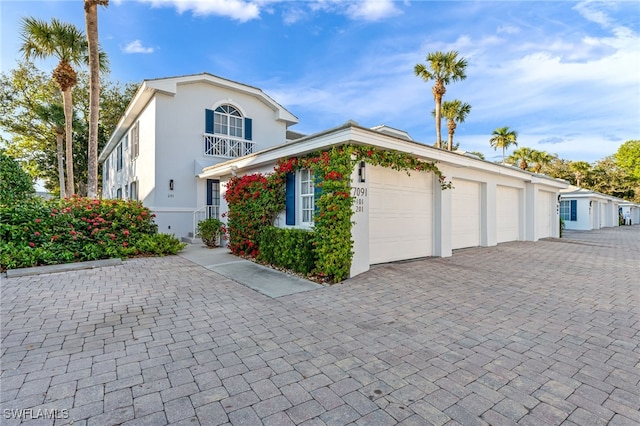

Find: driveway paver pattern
[1,226,639,425]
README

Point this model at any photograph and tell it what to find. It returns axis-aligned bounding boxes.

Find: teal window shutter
[205,109,214,134]
[244,118,252,140]
[314,174,322,213]
[285,172,295,225]
[570,200,577,221]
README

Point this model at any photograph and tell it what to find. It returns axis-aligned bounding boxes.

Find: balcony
[204,134,254,158]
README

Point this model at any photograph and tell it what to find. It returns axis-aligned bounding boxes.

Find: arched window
[214,104,243,138]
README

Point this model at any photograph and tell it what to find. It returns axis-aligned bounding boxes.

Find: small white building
[101,72,569,279]
[559,186,630,230]
[200,122,567,278]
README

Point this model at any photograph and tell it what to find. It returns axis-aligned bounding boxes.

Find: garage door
[496,186,520,243]
[452,179,481,249]
[369,165,433,264]
[536,190,554,239]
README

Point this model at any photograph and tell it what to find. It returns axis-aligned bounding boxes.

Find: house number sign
[352,187,367,213]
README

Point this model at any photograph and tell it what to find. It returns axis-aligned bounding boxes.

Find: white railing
[192,205,220,239]
[203,134,254,158]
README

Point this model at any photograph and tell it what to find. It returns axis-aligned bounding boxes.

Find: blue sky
[2,0,639,163]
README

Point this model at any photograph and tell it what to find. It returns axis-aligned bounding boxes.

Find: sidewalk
[177,243,322,298]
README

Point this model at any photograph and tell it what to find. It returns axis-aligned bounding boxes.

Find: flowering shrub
[0,196,185,270]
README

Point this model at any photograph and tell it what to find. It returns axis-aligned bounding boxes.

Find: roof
[198,120,568,190]
[99,73,299,162]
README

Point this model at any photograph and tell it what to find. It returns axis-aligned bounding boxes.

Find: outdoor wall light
[169,179,174,191]
[358,161,366,183]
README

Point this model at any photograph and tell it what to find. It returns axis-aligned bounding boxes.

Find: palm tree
[21,17,88,195]
[34,103,67,197]
[530,150,554,173]
[439,100,471,151]
[570,161,591,187]
[508,147,533,170]
[414,51,468,149]
[490,126,518,163]
[85,0,109,198]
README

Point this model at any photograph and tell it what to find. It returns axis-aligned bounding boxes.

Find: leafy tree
[508,147,533,170]
[0,150,34,205]
[414,51,468,149]
[541,157,575,183]
[20,17,89,195]
[490,126,518,163]
[84,0,110,198]
[434,100,471,151]
[588,156,635,200]
[615,140,640,181]
[467,151,485,160]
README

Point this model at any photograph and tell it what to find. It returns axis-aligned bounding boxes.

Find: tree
[33,103,67,197]
[529,150,554,173]
[508,147,533,170]
[20,17,89,195]
[615,140,640,181]
[436,99,471,151]
[569,161,591,187]
[85,0,110,198]
[0,150,34,206]
[414,51,468,149]
[490,126,518,163]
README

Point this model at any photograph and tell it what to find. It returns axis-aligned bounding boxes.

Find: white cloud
[139,0,261,22]
[497,24,520,35]
[345,0,402,21]
[122,40,154,54]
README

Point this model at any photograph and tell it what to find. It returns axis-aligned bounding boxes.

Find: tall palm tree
[439,100,471,151]
[530,150,554,173]
[85,0,109,198]
[508,147,533,170]
[414,51,468,149]
[569,161,591,187]
[34,103,67,197]
[490,126,518,163]
[21,17,88,195]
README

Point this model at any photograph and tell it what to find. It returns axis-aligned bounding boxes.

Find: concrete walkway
[177,244,322,298]
[1,225,638,425]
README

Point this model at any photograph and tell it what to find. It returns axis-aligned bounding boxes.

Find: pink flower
[35,218,41,223]
[34,232,40,237]
[29,242,35,248]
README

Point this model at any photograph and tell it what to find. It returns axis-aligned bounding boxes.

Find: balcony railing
[204,134,254,158]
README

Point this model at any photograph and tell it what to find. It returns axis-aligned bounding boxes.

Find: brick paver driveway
[1,226,639,425]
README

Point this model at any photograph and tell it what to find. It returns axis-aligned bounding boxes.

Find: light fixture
[169,179,174,191]
[358,161,366,183]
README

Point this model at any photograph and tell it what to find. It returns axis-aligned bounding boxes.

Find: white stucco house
[100,72,569,279]
[99,73,298,238]
[559,186,631,230]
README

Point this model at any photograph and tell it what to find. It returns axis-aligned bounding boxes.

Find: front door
[206,179,220,219]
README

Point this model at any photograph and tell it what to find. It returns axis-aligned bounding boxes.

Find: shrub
[0,196,184,271]
[197,217,223,248]
[257,226,317,274]
[0,150,34,206]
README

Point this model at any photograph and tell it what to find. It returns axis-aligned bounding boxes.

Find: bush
[0,150,34,206]
[0,196,185,270]
[197,217,223,248]
[257,226,317,274]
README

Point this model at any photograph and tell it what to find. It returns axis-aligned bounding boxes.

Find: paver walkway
[1,226,638,425]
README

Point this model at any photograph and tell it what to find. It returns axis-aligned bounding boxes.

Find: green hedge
[257,226,317,274]
[0,196,185,270]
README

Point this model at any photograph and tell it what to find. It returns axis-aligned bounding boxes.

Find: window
[130,181,138,201]
[116,144,123,171]
[123,134,128,150]
[214,105,243,138]
[116,187,122,199]
[285,170,317,225]
[131,122,139,160]
[104,158,110,180]
[300,169,314,224]
[560,200,577,221]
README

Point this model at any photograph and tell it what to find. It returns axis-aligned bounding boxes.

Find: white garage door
[452,179,481,249]
[369,165,433,264]
[496,186,520,243]
[536,190,554,239]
